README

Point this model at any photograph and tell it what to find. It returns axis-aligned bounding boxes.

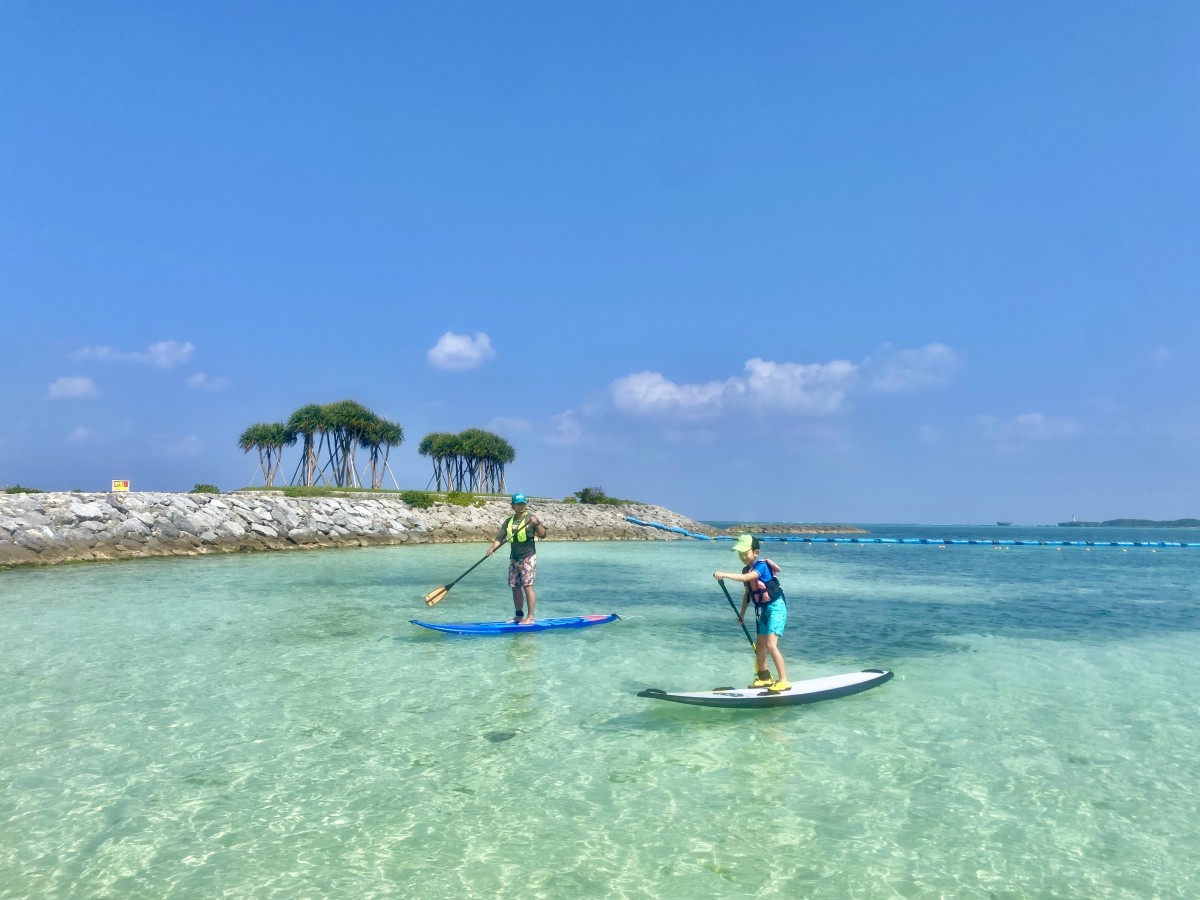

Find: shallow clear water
[2,527,1199,898]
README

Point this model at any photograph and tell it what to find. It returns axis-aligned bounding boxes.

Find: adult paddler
[486,493,547,624]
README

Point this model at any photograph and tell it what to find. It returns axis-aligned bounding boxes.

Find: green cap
[732,534,760,554]
[511,493,527,505]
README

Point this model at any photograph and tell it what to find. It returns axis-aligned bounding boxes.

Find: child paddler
[713,534,790,692]
[486,493,546,624]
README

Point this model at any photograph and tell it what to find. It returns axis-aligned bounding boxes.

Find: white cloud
[547,411,584,446]
[612,358,857,419]
[187,372,232,391]
[77,339,195,368]
[48,376,99,400]
[743,358,858,414]
[428,332,496,370]
[146,341,194,368]
[867,343,959,393]
[612,371,738,418]
[68,426,91,443]
[975,413,1079,443]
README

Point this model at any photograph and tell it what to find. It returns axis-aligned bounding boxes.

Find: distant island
[1058,518,1200,528]
[1097,518,1200,528]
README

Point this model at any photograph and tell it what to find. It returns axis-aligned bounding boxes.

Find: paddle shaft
[718,580,756,649]
[425,539,507,605]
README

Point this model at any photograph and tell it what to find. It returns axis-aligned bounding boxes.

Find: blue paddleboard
[410,614,619,635]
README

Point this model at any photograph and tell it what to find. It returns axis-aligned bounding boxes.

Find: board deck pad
[637,669,893,708]
[410,614,619,635]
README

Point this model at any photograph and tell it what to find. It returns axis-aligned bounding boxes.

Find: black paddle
[718,579,756,649]
[423,539,506,607]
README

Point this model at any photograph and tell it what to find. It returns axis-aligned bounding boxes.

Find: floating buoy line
[624,517,1200,549]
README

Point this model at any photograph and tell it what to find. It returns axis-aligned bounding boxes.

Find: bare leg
[511,584,524,620]
[764,633,787,682]
[522,585,537,623]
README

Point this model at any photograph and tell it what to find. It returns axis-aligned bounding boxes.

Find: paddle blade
[424,586,449,606]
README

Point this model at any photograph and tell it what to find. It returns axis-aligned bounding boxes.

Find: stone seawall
[0,492,718,568]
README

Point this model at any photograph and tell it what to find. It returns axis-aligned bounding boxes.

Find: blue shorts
[756,598,786,636]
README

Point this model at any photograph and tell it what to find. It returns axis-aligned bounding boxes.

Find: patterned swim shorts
[508,554,537,587]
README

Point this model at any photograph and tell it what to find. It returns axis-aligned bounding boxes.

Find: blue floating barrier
[625,518,1200,548]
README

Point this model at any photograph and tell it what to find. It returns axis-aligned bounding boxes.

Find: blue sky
[3,2,1198,524]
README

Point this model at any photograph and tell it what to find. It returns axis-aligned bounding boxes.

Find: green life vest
[506,514,532,544]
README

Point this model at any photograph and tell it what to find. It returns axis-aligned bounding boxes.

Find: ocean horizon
[3,524,1197,897]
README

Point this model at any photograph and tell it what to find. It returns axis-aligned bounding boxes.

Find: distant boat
[1058,515,1100,527]
[996,521,1012,526]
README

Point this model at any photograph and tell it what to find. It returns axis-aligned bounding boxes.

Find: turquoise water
[2,527,1199,898]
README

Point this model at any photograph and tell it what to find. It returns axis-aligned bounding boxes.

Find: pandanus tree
[418,428,515,494]
[459,428,515,493]
[238,422,295,487]
[487,433,515,493]
[286,403,329,487]
[418,432,459,491]
[322,399,376,488]
[281,401,402,489]
[362,418,405,490]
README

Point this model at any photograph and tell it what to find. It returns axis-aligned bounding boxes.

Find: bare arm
[712,570,756,583]
[487,520,508,556]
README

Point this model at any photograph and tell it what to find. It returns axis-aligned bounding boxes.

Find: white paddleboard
[638,669,893,708]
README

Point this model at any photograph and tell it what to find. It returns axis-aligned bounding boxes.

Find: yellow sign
[111,480,130,492]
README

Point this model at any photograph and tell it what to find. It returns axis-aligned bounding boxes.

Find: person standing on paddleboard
[714,534,791,693]
[486,493,546,624]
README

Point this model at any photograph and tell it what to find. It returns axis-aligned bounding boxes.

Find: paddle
[423,539,506,607]
[718,579,756,649]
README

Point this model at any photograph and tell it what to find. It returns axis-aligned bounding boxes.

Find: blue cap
[511,493,527,505]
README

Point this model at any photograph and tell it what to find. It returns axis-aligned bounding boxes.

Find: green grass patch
[3,484,43,494]
[445,491,484,507]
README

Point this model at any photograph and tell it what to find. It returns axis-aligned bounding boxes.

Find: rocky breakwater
[720,523,868,535]
[0,492,716,568]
